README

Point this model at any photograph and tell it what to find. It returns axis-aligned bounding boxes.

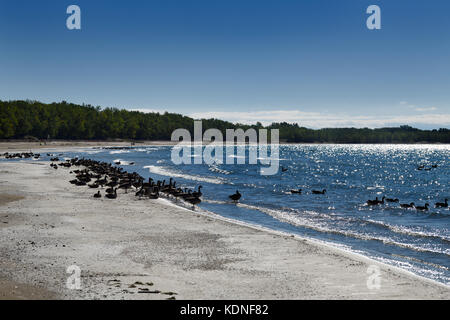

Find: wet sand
[0,160,449,300]
[0,140,176,153]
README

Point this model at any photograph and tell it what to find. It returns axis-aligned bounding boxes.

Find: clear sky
[1,0,449,129]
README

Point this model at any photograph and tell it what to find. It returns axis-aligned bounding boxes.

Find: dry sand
[0,159,449,300]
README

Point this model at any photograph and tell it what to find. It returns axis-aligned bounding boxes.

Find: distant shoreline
[0,140,448,153]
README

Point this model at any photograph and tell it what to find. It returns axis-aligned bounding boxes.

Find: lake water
[18,144,450,284]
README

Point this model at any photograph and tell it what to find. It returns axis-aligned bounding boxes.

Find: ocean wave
[143,165,227,185]
[109,150,130,154]
[208,164,231,175]
[366,219,450,244]
[236,203,450,257]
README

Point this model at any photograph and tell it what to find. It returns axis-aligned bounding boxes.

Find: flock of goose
[1,152,447,212]
[2,152,40,159]
[50,157,243,208]
[366,196,448,211]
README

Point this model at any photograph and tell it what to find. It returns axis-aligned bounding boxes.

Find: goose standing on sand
[94,191,101,198]
[400,202,415,209]
[229,190,241,203]
[105,188,117,199]
[186,196,201,208]
[435,199,448,208]
[415,203,429,211]
[312,189,326,195]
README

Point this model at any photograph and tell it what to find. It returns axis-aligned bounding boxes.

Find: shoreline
[1,140,448,154]
[0,159,449,299]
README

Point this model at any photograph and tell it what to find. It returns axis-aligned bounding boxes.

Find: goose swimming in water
[400,202,415,209]
[312,189,326,195]
[367,196,385,206]
[192,186,203,198]
[415,203,429,211]
[229,190,241,203]
[385,198,399,203]
[435,199,448,208]
[290,189,302,194]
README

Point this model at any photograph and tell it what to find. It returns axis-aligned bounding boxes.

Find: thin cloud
[399,101,438,113]
[188,110,450,129]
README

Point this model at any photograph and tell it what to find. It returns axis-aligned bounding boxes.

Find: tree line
[0,100,449,143]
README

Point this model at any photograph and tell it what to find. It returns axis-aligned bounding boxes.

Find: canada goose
[385,198,399,203]
[105,189,117,199]
[367,196,385,206]
[435,199,448,208]
[186,196,201,208]
[400,202,415,209]
[88,182,99,188]
[147,187,159,199]
[192,186,203,198]
[281,167,288,172]
[93,191,101,198]
[105,187,115,194]
[229,190,241,202]
[312,189,326,195]
[119,181,132,193]
[290,189,302,194]
[415,203,429,211]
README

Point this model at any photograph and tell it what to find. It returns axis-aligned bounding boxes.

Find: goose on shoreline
[105,188,117,199]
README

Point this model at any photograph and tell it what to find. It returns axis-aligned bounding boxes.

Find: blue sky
[1,0,449,128]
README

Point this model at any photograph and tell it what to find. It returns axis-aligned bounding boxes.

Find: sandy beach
[0,156,449,299]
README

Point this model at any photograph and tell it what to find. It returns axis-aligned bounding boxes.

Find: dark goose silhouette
[367,196,385,206]
[192,186,203,198]
[400,202,415,209]
[105,189,117,199]
[312,189,326,195]
[186,196,201,208]
[290,189,302,194]
[229,190,241,202]
[435,199,448,208]
[385,198,399,203]
[415,203,429,211]
[93,191,101,198]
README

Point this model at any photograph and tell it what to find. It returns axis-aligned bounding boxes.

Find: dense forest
[0,100,449,143]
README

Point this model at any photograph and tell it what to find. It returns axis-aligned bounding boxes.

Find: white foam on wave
[109,150,130,154]
[236,203,450,257]
[113,159,133,166]
[143,165,227,185]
